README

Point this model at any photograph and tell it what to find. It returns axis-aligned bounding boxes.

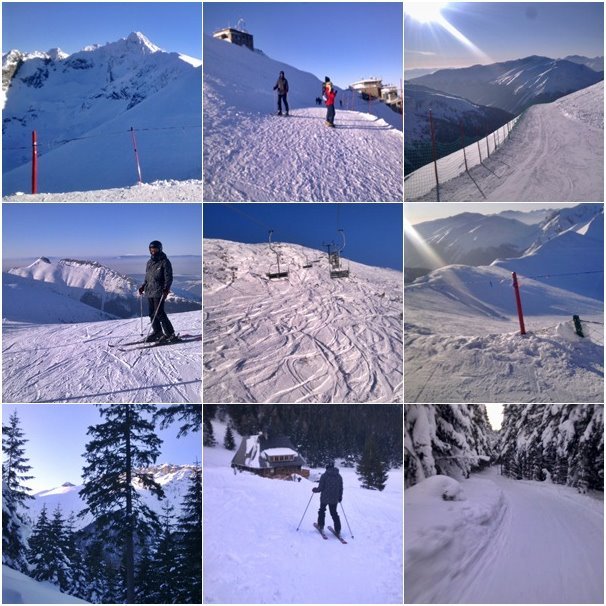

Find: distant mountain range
[409,55,603,115]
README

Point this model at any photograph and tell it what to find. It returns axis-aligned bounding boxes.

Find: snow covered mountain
[411,55,604,114]
[2,32,201,196]
[563,54,604,73]
[203,34,403,202]
[6,257,201,320]
[410,81,604,202]
[203,238,402,403]
[28,464,197,530]
[405,83,513,173]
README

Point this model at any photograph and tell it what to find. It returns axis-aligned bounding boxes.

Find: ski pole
[296,493,314,531]
[144,293,167,341]
[340,502,354,538]
[139,295,143,336]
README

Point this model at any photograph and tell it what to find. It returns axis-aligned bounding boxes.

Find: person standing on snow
[323,76,337,127]
[312,461,343,535]
[273,70,289,116]
[138,240,176,343]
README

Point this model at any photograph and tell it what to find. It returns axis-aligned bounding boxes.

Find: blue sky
[405,2,604,70]
[2,404,201,493]
[2,2,202,58]
[204,203,403,271]
[204,2,403,89]
[3,204,202,258]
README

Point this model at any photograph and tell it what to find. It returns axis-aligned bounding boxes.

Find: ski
[108,338,147,348]
[117,334,199,352]
[328,526,347,544]
[313,523,328,540]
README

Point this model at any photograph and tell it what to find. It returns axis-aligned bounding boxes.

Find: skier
[323,76,337,127]
[273,70,289,116]
[138,240,176,343]
[312,461,343,535]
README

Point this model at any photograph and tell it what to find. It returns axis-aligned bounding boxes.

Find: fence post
[460,120,469,173]
[477,138,482,163]
[31,130,38,194]
[130,126,143,184]
[485,136,490,158]
[494,131,497,148]
[512,272,526,335]
[429,110,440,201]
[573,315,585,338]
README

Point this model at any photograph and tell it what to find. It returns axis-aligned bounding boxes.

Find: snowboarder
[138,240,176,343]
[323,76,337,127]
[273,70,289,116]
[312,461,343,535]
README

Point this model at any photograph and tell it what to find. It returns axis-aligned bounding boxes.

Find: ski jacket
[141,251,173,298]
[324,83,337,106]
[313,467,343,504]
[274,76,289,94]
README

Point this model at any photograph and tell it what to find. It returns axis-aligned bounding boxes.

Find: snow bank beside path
[2,565,89,604]
[404,473,506,604]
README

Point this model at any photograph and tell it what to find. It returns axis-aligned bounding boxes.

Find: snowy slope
[203,239,402,403]
[2,311,201,403]
[28,464,197,529]
[203,35,403,202]
[2,33,201,195]
[411,55,604,114]
[405,467,604,604]
[204,432,403,604]
[412,82,604,202]
[2,565,89,604]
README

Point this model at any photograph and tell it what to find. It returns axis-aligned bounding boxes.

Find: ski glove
[162,288,170,297]
[138,286,144,295]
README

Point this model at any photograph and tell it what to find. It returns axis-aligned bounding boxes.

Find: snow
[203,35,403,202]
[409,82,604,202]
[2,565,89,604]
[262,448,298,457]
[405,467,604,603]
[204,429,402,604]
[3,311,201,403]
[203,239,402,403]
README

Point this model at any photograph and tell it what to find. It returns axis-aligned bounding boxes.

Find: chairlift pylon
[266,230,289,280]
[329,229,350,279]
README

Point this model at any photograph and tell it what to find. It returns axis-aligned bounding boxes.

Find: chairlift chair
[329,229,350,279]
[266,230,289,279]
[302,254,312,269]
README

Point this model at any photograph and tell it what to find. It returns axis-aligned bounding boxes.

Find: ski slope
[405,467,604,604]
[203,239,403,403]
[2,566,89,604]
[2,311,201,403]
[204,433,403,604]
[203,35,403,202]
[411,82,604,202]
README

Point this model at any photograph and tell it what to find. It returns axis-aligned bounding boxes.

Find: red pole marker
[31,130,38,194]
[130,126,143,184]
[512,272,526,335]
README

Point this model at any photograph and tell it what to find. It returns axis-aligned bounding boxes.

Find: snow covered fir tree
[1,404,202,604]
[404,404,604,604]
[203,404,403,604]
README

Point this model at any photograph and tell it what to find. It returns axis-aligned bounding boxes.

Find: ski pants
[317,502,340,533]
[326,104,335,125]
[148,297,175,336]
[277,93,289,114]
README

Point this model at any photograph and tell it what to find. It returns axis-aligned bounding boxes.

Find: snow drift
[2,565,88,604]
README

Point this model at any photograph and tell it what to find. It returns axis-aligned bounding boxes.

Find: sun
[405,2,448,24]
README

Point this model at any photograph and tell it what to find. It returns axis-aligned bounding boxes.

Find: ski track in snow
[405,467,604,604]
[204,443,403,604]
[413,82,604,202]
[204,107,403,202]
[2,312,201,403]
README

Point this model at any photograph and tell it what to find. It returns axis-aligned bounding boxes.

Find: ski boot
[145,332,163,343]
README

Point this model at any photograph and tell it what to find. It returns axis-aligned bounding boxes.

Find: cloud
[405,49,437,56]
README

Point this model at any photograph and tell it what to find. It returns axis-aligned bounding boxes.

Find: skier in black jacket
[138,240,176,342]
[312,461,343,535]
[273,70,289,116]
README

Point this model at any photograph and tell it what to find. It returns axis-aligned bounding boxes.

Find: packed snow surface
[2,311,201,403]
[405,467,604,603]
[204,35,403,202]
[2,565,89,604]
[204,433,403,604]
[411,82,604,202]
[204,239,403,403]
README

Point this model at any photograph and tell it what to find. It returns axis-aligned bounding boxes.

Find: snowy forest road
[455,468,603,604]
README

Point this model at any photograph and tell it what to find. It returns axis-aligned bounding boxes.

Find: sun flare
[405,2,448,24]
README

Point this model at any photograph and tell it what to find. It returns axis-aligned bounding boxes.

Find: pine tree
[28,504,55,582]
[203,416,217,447]
[150,502,179,603]
[154,404,202,437]
[83,538,110,603]
[175,463,202,603]
[357,435,389,491]
[135,541,157,603]
[63,512,87,600]
[80,404,164,604]
[49,505,72,591]
[2,409,33,572]
[223,425,236,451]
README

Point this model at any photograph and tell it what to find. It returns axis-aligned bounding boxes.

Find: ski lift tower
[266,230,289,279]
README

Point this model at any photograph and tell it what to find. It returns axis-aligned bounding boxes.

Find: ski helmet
[149,240,162,252]
[325,460,335,470]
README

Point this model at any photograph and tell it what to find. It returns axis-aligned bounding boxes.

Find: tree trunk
[125,406,134,603]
